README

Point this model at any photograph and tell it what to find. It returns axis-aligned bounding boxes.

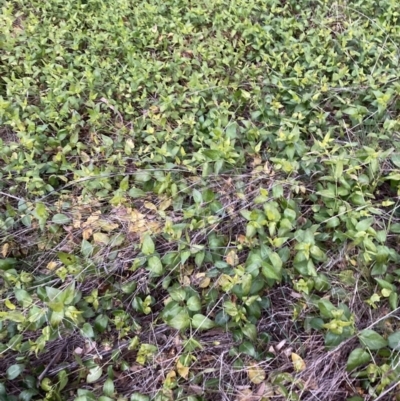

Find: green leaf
[57,252,76,266]
[192,189,203,204]
[326,217,340,228]
[317,188,336,198]
[46,286,62,302]
[317,299,336,318]
[359,329,387,350]
[346,348,371,371]
[52,213,71,225]
[390,223,400,234]
[121,281,137,294]
[147,255,163,276]
[192,314,215,330]
[50,310,64,327]
[81,239,94,257]
[34,202,48,219]
[238,341,257,358]
[94,315,109,333]
[187,295,201,311]
[391,154,400,168]
[261,258,282,281]
[81,323,95,338]
[242,323,257,342]
[4,311,26,322]
[87,366,103,383]
[389,292,398,311]
[130,393,150,401]
[169,287,186,302]
[135,170,152,182]
[15,289,33,307]
[128,187,145,198]
[58,370,68,391]
[19,389,39,401]
[269,252,282,271]
[310,245,327,262]
[120,176,129,191]
[61,281,76,305]
[388,331,400,350]
[7,364,25,380]
[0,258,17,270]
[142,235,155,255]
[167,310,190,331]
[272,184,284,198]
[264,204,281,221]
[355,218,374,232]
[136,343,157,365]
[103,378,115,397]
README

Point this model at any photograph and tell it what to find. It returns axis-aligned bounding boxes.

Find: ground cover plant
[1,0,400,400]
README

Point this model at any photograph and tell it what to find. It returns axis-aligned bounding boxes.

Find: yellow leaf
[83,212,101,228]
[291,353,306,372]
[199,277,210,288]
[238,235,246,244]
[176,360,189,379]
[83,228,93,240]
[47,261,58,271]
[181,276,191,287]
[226,250,239,267]
[235,388,253,401]
[5,299,16,310]
[144,202,157,211]
[247,365,266,384]
[1,243,10,257]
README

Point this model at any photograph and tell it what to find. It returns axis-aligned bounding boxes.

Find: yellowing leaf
[144,202,157,211]
[97,220,119,232]
[85,213,101,225]
[2,243,10,257]
[247,365,266,384]
[291,353,306,372]
[159,198,172,211]
[126,138,135,150]
[226,250,239,267]
[176,360,189,379]
[5,298,16,310]
[93,232,109,245]
[164,370,176,388]
[47,261,58,271]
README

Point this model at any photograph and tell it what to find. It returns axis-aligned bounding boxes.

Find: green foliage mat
[1,0,400,400]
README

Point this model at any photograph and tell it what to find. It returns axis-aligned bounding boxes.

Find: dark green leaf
[7,364,25,380]
[346,348,371,371]
[359,329,387,350]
